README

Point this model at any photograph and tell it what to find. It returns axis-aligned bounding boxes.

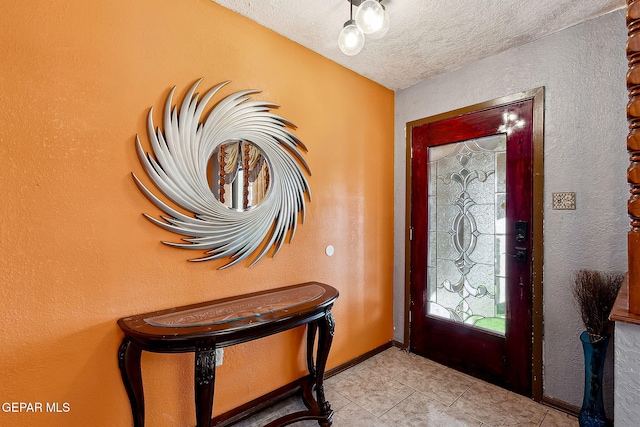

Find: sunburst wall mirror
[132,80,311,269]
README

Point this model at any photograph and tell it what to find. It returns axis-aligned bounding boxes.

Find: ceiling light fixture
[356,0,385,34]
[338,1,365,56]
[338,0,390,56]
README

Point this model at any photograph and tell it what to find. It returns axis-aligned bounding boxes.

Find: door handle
[507,247,528,262]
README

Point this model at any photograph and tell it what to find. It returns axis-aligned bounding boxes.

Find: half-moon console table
[117,282,338,427]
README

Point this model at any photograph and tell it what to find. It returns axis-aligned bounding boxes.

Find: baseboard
[541,396,580,417]
[325,341,393,378]
[392,339,408,350]
[541,396,613,427]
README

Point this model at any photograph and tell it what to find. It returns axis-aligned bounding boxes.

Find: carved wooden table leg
[306,320,318,378]
[118,338,145,427]
[194,341,217,427]
[315,310,335,426]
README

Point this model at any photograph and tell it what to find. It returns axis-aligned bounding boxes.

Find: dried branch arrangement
[572,269,624,342]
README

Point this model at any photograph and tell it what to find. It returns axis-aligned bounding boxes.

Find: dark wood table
[117,282,338,427]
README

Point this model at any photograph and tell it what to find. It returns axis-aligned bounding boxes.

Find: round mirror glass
[208,140,270,212]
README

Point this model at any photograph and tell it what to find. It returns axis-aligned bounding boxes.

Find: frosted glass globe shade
[338,21,365,56]
[368,9,390,40]
[355,0,385,35]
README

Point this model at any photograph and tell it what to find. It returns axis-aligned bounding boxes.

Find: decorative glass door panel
[427,134,507,334]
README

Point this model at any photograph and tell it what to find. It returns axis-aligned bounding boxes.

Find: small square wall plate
[552,192,576,210]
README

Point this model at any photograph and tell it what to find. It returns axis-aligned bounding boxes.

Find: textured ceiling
[211,0,625,91]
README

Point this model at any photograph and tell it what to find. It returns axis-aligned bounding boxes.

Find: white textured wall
[615,322,640,425]
[393,10,628,411]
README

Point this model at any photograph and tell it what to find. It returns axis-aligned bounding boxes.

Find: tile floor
[233,347,578,427]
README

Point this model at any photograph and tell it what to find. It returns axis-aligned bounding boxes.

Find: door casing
[404,87,544,400]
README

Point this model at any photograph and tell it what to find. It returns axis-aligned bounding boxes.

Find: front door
[408,89,543,396]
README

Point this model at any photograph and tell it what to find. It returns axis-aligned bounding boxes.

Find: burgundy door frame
[404,88,544,400]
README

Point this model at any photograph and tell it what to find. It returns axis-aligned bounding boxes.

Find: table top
[610,275,640,326]
[117,282,338,349]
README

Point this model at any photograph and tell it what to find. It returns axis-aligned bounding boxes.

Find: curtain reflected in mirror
[209,141,270,211]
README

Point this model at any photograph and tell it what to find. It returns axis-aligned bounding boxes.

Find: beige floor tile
[357,348,417,381]
[395,358,476,406]
[500,392,548,425]
[501,422,541,427]
[450,380,511,425]
[330,368,414,417]
[382,346,419,365]
[231,396,308,427]
[286,421,322,427]
[331,402,393,426]
[380,390,482,427]
[228,348,570,427]
[452,382,550,426]
[540,408,579,427]
[324,387,351,412]
[325,362,366,387]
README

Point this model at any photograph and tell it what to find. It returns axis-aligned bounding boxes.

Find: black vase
[578,331,609,427]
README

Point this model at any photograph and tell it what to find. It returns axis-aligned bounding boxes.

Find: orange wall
[0,1,394,426]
